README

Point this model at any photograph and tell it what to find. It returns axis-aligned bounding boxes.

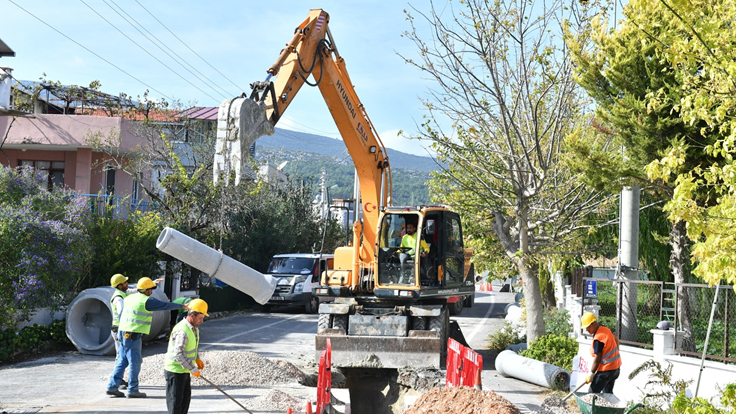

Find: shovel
[563,378,590,401]
[200,375,253,414]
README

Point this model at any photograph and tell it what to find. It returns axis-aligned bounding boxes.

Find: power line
[134,0,245,93]
[6,0,173,101]
[104,0,234,100]
[79,0,220,103]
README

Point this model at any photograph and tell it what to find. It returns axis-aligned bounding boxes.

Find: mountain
[253,128,440,205]
[258,128,439,173]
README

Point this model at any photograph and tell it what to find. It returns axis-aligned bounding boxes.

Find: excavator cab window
[377,213,419,286]
[443,214,465,285]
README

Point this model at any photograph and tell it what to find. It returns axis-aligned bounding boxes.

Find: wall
[575,333,736,405]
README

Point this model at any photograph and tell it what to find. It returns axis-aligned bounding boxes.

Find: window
[19,160,65,191]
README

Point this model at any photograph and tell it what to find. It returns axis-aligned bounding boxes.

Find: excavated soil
[403,387,522,414]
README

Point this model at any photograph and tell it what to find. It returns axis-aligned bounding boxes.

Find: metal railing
[74,194,158,218]
[574,271,736,361]
[582,277,662,348]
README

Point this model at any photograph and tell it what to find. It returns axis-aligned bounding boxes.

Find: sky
[1,0,443,157]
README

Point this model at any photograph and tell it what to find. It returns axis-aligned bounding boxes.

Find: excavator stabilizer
[315,332,441,369]
[214,98,274,186]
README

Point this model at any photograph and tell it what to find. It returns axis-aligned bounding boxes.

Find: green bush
[544,308,573,337]
[487,322,525,351]
[520,334,578,371]
[0,319,70,363]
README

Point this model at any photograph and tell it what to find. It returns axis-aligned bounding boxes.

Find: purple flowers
[0,166,92,324]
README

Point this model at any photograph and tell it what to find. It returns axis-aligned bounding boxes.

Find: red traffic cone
[306,400,313,414]
[287,409,293,414]
[489,282,493,291]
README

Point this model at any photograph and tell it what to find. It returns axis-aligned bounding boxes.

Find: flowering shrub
[0,166,92,327]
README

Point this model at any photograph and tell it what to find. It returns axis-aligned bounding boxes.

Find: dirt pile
[403,387,522,414]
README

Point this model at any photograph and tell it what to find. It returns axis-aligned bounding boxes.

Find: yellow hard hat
[110,274,128,287]
[188,298,209,317]
[137,277,157,290]
[581,312,597,329]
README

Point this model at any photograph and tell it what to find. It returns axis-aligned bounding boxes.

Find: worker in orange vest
[581,312,622,393]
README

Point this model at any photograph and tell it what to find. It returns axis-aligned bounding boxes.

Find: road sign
[586,280,597,298]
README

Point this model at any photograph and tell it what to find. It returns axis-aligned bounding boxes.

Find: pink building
[0,114,146,195]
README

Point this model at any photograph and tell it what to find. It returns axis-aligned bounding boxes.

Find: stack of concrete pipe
[65,285,170,356]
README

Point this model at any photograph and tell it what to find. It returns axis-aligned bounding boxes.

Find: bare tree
[402,0,611,340]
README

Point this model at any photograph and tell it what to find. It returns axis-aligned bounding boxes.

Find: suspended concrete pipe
[495,350,570,390]
[65,286,171,356]
[156,227,277,305]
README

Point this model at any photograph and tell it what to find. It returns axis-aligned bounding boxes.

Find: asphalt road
[0,288,547,414]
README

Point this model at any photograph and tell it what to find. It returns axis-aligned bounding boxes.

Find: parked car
[265,253,334,313]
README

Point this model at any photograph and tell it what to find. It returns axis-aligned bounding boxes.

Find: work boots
[120,379,128,390]
[127,392,147,398]
[106,389,124,398]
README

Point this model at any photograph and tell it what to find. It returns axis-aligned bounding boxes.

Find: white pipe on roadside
[156,227,277,305]
[495,350,570,390]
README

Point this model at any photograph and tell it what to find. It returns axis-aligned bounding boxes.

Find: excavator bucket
[315,332,442,369]
[213,98,274,186]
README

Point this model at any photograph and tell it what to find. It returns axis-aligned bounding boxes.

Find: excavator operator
[401,222,429,259]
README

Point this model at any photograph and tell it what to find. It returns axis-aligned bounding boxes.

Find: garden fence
[573,271,734,362]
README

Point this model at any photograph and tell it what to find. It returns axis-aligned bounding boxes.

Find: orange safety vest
[590,326,622,371]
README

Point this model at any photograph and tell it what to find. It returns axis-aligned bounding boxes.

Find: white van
[265,253,334,313]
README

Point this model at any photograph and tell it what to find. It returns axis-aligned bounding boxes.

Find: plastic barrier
[445,337,483,388]
[316,338,332,414]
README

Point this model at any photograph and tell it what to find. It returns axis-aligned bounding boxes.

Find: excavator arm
[215,9,392,276]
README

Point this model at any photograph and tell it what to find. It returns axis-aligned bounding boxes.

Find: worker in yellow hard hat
[106,277,189,398]
[109,273,135,389]
[581,312,622,393]
[164,298,209,414]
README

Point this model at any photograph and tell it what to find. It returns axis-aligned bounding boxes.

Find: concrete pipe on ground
[156,227,277,305]
[495,349,570,390]
[65,286,171,356]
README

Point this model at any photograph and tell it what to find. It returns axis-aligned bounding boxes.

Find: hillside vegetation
[254,128,435,205]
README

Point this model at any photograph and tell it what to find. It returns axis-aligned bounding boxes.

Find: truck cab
[265,253,334,313]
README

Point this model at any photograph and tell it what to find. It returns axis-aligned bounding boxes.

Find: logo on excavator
[364,202,376,213]
[335,79,357,120]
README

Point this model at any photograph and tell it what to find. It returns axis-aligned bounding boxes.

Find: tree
[222,177,345,272]
[402,0,610,341]
[564,0,723,350]
[642,0,736,287]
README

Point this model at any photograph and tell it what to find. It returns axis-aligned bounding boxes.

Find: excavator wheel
[412,316,427,331]
[449,299,464,315]
[333,314,348,333]
[318,313,332,333]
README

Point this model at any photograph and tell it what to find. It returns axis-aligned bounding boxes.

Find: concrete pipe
[65,286,171,356]
[495,350,570,390]
[156,227,277,305]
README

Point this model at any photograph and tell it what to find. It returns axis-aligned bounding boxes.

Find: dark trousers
[590,368,620,394]
[165,370,192,414]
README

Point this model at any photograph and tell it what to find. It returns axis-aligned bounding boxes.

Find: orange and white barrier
[446,338,483,388]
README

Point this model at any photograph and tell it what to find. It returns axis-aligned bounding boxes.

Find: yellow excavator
[214,9,476,369]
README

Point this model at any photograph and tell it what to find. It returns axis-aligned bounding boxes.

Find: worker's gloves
[585,374,593,383]
[196,359,205,370]
[191,370,201,378]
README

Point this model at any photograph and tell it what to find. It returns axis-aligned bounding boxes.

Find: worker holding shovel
[581,312,622,393]
[164,298,209,414]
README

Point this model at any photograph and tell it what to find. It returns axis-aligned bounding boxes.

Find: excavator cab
[376,208,467,291]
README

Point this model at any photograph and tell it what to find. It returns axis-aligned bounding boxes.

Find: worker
[581,312,622,393]
[164,298,209,414]
[106,277,188,398]
[401,222,429,259]
[109,273,132,389]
